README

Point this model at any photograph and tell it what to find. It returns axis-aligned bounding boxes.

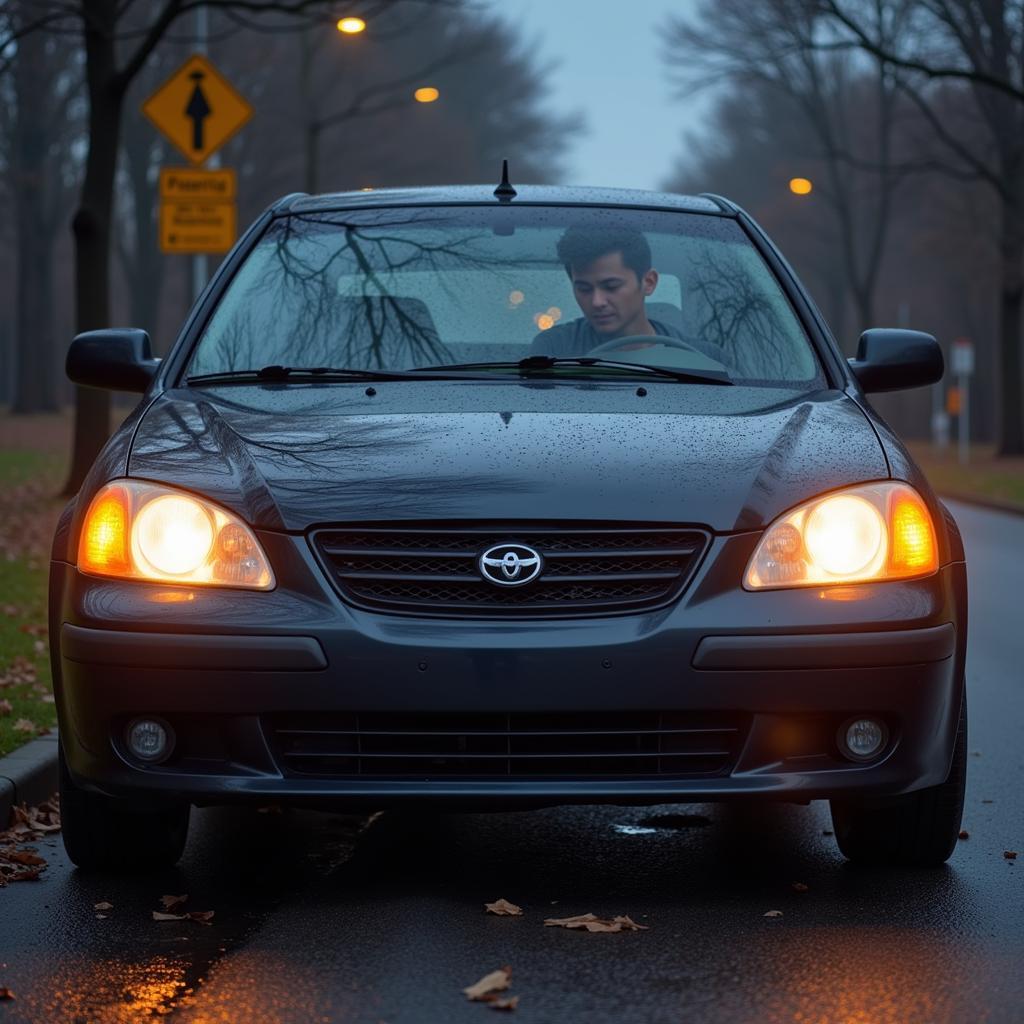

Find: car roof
[283,184,732,216]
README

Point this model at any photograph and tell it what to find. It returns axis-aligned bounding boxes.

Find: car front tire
[829,695,967,867]
[59,746,190,871]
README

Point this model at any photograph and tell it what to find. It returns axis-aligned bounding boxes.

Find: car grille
[267,712,748,780]
[311,523,709,616]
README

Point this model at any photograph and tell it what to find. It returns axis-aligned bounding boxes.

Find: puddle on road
[612,813,714,835]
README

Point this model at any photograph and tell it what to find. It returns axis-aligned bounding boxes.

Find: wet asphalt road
[2,499,1022,1023]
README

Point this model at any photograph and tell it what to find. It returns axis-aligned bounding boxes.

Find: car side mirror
[66,328,161,393]
[848,328,943,393]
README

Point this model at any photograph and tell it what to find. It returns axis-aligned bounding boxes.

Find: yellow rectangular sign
[160,167,236,201]
[160,200,236,254]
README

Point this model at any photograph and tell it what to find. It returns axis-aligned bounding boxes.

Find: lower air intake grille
[267,712,748,780]
[311,523,709,617]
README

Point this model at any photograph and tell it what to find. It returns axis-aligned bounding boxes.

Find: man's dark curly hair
[556,227,652,281]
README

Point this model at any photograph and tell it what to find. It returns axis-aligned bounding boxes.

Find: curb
[0,732,58,828]
[938,492,1024,519]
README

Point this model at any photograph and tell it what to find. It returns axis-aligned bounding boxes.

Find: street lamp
[337,16,366,34]
[789,177,813,195]
[414,86,440,103]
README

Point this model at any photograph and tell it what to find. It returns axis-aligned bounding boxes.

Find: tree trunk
[63,0,124,496]
[996,196,1024,456]
[11,17,59,414]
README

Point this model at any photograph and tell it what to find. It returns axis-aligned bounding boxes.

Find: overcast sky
[482,0,710,191]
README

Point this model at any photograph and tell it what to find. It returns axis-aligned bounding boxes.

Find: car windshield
[186,205,822,386]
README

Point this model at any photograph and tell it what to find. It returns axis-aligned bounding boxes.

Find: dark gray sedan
[51,183,966,871]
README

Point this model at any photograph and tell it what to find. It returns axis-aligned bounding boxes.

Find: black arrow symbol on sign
[185,71,211,152]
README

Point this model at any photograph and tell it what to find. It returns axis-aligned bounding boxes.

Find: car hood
[128,382,887,533]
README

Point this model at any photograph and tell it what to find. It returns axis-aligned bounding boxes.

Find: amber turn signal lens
[80,487,131,575]
[889,493,937,574]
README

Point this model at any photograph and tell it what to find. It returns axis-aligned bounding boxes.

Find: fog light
[839,718,888,762]
[126,718,173,763]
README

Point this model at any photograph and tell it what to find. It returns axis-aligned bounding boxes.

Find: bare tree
[1,0,450,494]
[0,0,82,413]
[665,0,915,334]
[817,0,1024,454]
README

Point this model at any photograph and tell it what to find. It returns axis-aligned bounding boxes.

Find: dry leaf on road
[1004,851,1018,860]
[93,901,113,911]
[463,967,512,1001]
[764,910,784,918]
[0,987,15,1000]
[160,894,188,911]
[152,910,215,924]
[485,898,523,916]
[791,882,809,893]
[543,913,647,933]
[3,850,46,867]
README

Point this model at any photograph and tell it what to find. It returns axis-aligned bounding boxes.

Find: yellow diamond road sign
[142,54,252,165]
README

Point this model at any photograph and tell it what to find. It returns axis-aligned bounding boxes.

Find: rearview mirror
[848,329,943,393]
[66,329,161,393]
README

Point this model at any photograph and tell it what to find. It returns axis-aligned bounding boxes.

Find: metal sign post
[951,338,975,466]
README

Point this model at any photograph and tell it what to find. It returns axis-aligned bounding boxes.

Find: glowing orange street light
[414,87,440,103]
[789,177,813,195]
[337,16,366,34]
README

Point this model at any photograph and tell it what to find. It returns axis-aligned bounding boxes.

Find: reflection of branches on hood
[688,249,791,378]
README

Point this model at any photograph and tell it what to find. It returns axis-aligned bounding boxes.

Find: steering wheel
[586,334,704,356]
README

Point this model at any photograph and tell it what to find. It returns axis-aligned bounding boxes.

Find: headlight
[79,481,275,590]
[744,482,937,590]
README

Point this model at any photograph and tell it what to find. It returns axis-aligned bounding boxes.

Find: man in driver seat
[531,226,727,365]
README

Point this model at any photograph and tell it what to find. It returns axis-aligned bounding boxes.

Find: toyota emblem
[479,543,543,587]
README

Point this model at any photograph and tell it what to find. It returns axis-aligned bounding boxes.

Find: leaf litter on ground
[464,966,512,1002]
[484,898,522,916]
[543,912,647,933]
[0,795,59,885]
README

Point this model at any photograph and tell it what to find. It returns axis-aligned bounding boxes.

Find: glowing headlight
[79,481,274,590]
[744,482,937,590]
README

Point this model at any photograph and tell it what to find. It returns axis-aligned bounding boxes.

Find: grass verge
[0,413,71,757]
[906,442,1024,513]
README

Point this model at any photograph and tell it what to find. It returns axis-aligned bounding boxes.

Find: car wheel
[829,695,966,867]
[59,746,190,871]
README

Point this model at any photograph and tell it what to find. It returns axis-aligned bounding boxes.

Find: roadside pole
[193,5,209,305]
[952,338,975,467]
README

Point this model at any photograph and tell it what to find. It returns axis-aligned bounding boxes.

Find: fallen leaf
[160,894,188,911]
[3,850,45,867]
[982,799,994,804]
[95,914,108,920]
[543,913,647,933]
[821,829,834,836]
[764,910,784,918]
[464,967,512,1002]
[958,830,970,840]
[12,719,35,734]
[487,995,519,1011]
[0,986,14,1000]
[152,911,187,921]
[0,700,12,715]
[1004,851,1018,860]
[187,911,215,924]
[94,901,114,911]
[791,882,809,893]
[485,898,523,916]
[32,640,45,654]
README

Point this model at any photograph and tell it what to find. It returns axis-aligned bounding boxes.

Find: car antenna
[494,159,517,203]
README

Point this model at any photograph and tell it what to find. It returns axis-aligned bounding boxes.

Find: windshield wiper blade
[412,356,733,385]
[186,365,463,385]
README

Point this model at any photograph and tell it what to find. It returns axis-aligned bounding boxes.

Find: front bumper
[50,529,968,807]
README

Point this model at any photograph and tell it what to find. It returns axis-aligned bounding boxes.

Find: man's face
[568,251,658,337]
